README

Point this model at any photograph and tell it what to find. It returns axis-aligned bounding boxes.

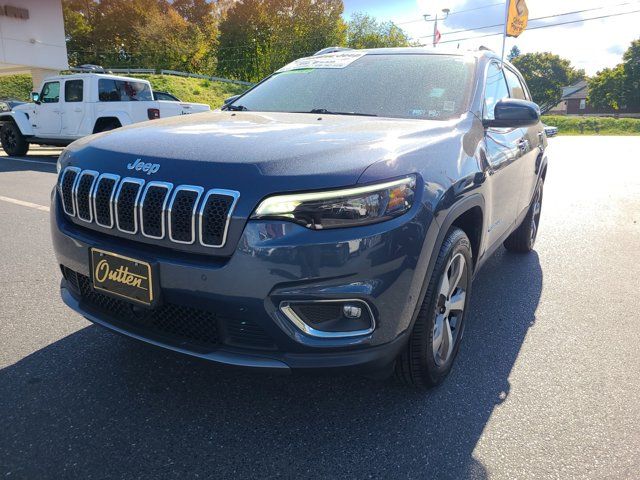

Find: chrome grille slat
[74,170,99,223]
[59,167,81,217]
[115,178,145,234]
[92,173,120,228]
[58,169,237,249]
[168,185,204,245]
[140,181,173,239]
[199,190,240,248]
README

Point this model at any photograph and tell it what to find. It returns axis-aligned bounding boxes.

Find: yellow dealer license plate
[90,248,154,306]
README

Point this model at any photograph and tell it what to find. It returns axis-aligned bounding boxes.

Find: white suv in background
[0,73,210,156]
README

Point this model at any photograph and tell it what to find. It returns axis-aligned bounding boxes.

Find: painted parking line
[0,195,50,212]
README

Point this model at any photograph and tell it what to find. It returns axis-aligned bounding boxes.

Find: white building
[0,1,68,90]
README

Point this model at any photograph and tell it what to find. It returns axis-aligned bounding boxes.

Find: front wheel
[395,228,473,388]
[504,181,544,253]
[1,122,29,156]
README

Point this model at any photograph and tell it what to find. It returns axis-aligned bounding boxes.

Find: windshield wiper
[225,104,249,111]
[306,108,378,117]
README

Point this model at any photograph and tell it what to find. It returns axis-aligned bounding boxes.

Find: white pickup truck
[0,73,210,156]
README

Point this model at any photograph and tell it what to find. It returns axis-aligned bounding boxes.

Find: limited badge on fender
[90,248,154,306]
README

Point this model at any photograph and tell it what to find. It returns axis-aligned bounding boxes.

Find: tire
[396,227,473,388]
[503,180,544,253]
[1,122,29,156]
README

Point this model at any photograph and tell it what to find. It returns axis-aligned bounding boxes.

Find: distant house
[548,80,640,117]
[548,82,587,114]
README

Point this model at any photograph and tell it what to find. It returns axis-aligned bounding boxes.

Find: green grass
[0,73,247,108]
[542,115,640,136]
[131,74,247,108]
[0,74,33,101]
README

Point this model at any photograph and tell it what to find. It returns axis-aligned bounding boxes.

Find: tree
[511,52,585,111]
[507,45,521,62]
[622,39,640,109]
[217,0,346,82]
[346,12,411,49]
[63,0,221,72]
[134,7,215,73]
[588,65,625,111]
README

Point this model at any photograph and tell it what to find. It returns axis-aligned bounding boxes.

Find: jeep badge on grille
[127,159,160,175]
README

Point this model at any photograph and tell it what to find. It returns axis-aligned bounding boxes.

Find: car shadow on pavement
[0,248,542,479]
[0,157,57,174]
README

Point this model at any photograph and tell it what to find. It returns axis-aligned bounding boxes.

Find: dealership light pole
[423,8,450,47]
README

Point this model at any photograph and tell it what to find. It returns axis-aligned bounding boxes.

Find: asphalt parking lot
[1,137,639,479]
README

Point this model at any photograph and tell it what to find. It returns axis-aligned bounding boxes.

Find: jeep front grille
[58,167,239,249]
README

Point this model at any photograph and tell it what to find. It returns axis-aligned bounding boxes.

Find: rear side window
[40,82,60,103]
[483,63,509,120]
[98,79,152,102]
[65,80,84,102]
[504,68,528,100]
[155,91,179,101]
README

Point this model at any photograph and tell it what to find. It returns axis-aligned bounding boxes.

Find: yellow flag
[506,0,528,37]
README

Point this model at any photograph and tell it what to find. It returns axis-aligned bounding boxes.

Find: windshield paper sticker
[277,52,367,72]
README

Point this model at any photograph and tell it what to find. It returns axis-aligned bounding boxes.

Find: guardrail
[69,67,254,86]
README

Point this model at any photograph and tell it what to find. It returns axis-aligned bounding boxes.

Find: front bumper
[51,193,436,371]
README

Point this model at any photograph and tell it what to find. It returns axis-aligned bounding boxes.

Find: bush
[542,115,640,135]
[0,74,32,101]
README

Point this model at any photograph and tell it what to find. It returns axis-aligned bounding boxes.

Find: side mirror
[483,99,540,128]
[31,92,41,104]
[224,95,240,105]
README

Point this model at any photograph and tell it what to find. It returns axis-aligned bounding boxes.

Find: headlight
[251,176,416,229]
[56,149,71,174]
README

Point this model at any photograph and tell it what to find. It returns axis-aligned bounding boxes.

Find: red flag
[433,16,441,46]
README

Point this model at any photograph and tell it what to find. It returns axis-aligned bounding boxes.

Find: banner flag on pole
[506,0,529,37]
[434,28,442,45]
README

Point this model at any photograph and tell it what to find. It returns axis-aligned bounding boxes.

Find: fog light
[279,300,375,338]
[343,304,362,319]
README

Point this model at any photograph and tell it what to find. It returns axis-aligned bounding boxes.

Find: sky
[342,0,640,75]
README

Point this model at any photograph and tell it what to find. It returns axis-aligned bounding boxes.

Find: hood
[66,111,463,194]
[12,102,33,113]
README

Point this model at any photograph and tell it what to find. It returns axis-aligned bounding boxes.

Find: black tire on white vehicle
[1,122,29,156]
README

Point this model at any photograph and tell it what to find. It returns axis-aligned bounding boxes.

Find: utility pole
[501,0,510,63]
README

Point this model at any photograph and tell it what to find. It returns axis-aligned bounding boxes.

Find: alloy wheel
[432,252,468,366]
[3,129,17,150]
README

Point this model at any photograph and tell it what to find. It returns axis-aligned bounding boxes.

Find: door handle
[538,132,545,152]
[517,139,529,153]
[53,109,60,113]
[74,108,82,112]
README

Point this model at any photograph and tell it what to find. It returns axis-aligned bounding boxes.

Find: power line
[416,0,640,39]
[397,2,503,25]
[420,8,640,46]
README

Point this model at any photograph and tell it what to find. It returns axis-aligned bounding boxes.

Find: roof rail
[313,47,353,56]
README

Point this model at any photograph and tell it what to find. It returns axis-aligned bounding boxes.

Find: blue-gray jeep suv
[52,48,547,388]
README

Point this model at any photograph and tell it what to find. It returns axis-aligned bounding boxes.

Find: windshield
[228,54,474,120]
